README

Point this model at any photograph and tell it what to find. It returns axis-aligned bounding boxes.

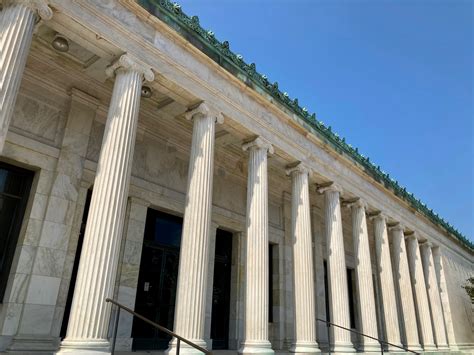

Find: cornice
[136,0,472,251]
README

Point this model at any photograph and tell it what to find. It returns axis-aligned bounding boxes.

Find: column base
[165,338,208,355]
[384,343,404,353]
[436,345,450,352]
[447,345,460,352]
[238,340,274,355]
[405,344,423,353]
[330,341,356,354]
[290,341,321,354]
[56,338,110,354]
[358,342,383,353]
[422,344,438,352]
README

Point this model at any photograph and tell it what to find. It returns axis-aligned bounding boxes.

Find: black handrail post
[177,338,181,355]
[110,305,120,355]
[379,339,384,354]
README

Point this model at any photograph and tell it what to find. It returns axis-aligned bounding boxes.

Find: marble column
[239,137,274,355]
[204,222,219,349]
[432,246,458,351]
[405,234,436,352]
[420,242,449,351]
[58,54,153,354]
[389,224,422,352]
[371,213,402,351]
[0,0,52,153]
[345,199,379,352]
[286,163,320,354]
[317,183,354,353]
[171,103,223,354]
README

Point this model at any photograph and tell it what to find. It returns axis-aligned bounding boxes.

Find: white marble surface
[239,137,274,355]
[0,0,52,152]
[287,164,319,354]
[318,184,354,353]
[372,214,402,351]
[347,200,379,352]
[0,1,472,353]
[59,55,151,354]
[405,235,436,352]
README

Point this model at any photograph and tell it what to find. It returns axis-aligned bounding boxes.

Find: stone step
[114,351,239,354]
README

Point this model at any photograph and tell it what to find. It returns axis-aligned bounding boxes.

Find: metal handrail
[316,318,420,354]
[106,298,212,355]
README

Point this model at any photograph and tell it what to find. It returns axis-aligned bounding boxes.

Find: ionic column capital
[420,241,433,249]
[343,197,367,210]
[285,162,311,177]
[105,54,154,82]
[316,182,343,195]
[184,102,224,124]
[242,136,274,154]
[7,0,53,20]
[431,244,442,256]
[405,232,419,243]
[388,222,406,233]
[369,211,387,223]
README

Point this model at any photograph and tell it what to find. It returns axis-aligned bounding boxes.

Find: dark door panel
[0,163,34,303]
[132,210,182,350]
[210,229,233,349]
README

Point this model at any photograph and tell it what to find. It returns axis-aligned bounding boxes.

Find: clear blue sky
[176,0,473,239]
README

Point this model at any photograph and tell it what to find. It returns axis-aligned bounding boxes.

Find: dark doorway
[60,189,92,338]
[210,229,233,349]
[0,162,33,302]
[132,209,182,350]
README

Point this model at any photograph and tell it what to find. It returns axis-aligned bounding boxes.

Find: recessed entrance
[0,162,33,302]
[132,209,182,350]
[210,229,233,349]
[132,208,233,350]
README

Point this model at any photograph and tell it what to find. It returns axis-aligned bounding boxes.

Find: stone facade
[0,1,472,355]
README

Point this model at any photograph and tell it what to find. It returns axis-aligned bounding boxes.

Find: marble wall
[0,48,472,355]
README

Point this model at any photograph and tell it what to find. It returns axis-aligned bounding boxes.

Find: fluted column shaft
[348,200,379,352]
[172,104,222,353]
[287,164,320,354]
[0,0,52,153]
[59,55,153,353]
[239,137,274,355]
[420,243,449,350]
[432,247,458,350]
[319,184,354,353]
[389,225,422,351]
[406,235,436,351]
[372,214,402,350]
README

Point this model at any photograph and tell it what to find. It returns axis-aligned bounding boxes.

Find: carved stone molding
[369,211,387,223]
[105,54,154,82]
[242,136,274,154]
[285,161,310,177]
[316,181,343,195]
[8,0,53,20]
[184,102,224,123]
[342,197,367,210]
[388,222,405,233]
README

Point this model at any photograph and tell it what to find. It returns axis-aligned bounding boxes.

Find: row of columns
[0,2,457,354]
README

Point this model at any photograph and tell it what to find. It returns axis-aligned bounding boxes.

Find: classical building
[0,0,472,354]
